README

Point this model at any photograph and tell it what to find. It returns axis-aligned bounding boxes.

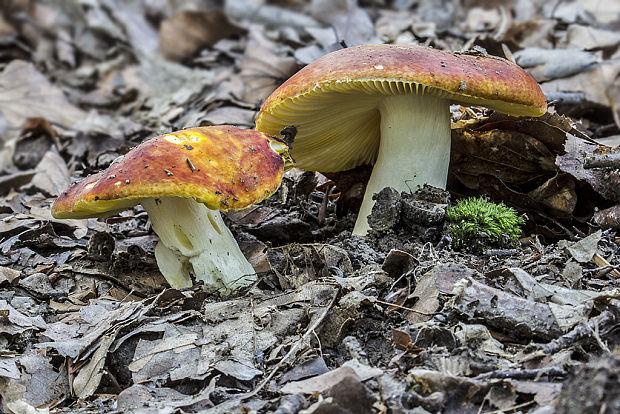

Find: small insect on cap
[255,44,547,172]
[52,126,289,219]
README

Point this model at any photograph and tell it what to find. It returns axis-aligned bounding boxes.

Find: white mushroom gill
[352,94,450,235]
[141,197,256,293]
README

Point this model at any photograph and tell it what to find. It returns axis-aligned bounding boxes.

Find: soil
[0,1,619,413]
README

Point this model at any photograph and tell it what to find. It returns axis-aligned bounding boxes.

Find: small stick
[375,298,432,315]
[584,153,620,169]
[486,400,535,414]
[318,184,334,225]
[186,158,196,172]
[591,253,620,279]
[537,310,616,356]
[483,249,518,257]
[473,366,566,380]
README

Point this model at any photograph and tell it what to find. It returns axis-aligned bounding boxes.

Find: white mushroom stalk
[51,126,288,295]
[352,94,450,235]
[141,197,256,293]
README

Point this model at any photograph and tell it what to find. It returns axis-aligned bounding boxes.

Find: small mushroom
[52,126,291,294]
[255,44,547,235]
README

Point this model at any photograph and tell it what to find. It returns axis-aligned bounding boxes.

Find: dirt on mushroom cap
[52,126,286,218]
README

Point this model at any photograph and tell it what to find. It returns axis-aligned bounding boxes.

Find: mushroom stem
[141,197,256,293]
[352,94,450,236]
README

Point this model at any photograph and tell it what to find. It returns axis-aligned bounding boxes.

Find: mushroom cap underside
[255,44,547,172]
[52,126,286,219]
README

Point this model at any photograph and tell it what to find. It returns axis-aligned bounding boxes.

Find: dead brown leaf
[0,61,86,133]
[527,173,577,215]
[159,9,242,62]
[239,28,298,104]
[405,272,440,324]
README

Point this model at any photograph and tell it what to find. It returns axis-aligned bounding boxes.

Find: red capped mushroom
[255,44,547,235]
[53,126,291,293]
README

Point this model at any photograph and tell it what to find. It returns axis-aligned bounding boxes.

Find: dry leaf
[72,333,116,399]
[310,0,381,47]
[0,61,86,133]
[557,134,620,202]
[566,24,620,50]
[542,60,620,109]
[405,272,440,324]
[514,48,601,81]
[239,29,297,104]
[527,173,577,215]
[159,9,242,62]
[281,366,359,394]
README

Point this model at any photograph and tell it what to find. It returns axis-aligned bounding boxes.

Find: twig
[583,265,620,278]
[119,289,136,303]
[591,253,620,278]
[483,249,518,257]
[419,242,439,261]
[590,313,611,354]
[487,400,535,414]
[473,366,566,380]
[584,153,620,169]
[75,271,147,298]
[375,298,432,315]
[318,184,335,226]
[538,310,617,356]
[312,330,323,360]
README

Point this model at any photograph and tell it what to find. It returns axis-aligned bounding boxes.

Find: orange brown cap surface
[255,44,547,172]
[52,126,288,219]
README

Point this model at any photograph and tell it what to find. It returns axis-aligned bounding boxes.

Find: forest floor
[0,0,619,413]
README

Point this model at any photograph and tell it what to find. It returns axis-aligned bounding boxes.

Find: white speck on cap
[164,135,183,144]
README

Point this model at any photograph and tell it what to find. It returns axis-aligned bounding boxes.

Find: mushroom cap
[255,44,547,172]
[52,126,287,219]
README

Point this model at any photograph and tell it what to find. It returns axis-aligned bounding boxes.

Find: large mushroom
[52,126,291,294]
[255,44,547,235]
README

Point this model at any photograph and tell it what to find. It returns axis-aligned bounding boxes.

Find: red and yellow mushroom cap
[52,126,289,219]
[255,44,547,172]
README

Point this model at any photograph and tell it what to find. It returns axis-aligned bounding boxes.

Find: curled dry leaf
[159,9,242,62]
[239,29,298,104]
[514,48,601,81]
[310,0,381,47]
[224,0,321,30]
[0,300,46,335]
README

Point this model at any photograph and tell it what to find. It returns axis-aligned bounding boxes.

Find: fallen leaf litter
[0,1,619,413]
